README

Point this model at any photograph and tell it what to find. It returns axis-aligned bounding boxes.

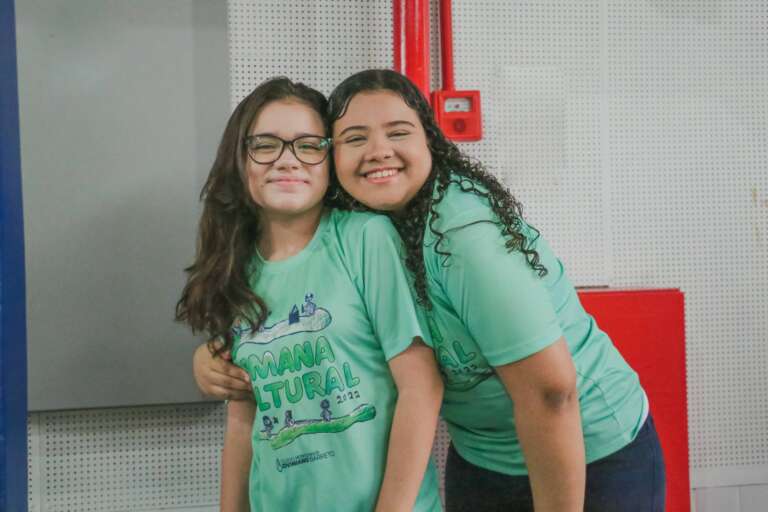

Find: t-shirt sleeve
[439,215,563,366]
[356,216,429,361]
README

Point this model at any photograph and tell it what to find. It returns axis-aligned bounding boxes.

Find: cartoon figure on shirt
[262,416,279,437]
[302,294,316,315]
[234,291,332,346]
[284,410,295,427]
[426,313,493,391]
[320,399,332,422]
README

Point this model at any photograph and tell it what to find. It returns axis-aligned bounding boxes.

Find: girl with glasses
[176,77,443,511]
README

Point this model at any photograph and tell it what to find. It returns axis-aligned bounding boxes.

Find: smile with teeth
[364,168,399,179]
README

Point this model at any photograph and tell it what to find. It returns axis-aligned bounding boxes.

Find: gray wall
[17,0,230,410]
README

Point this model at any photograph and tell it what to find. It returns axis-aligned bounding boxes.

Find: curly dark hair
[327,69,546,308]
[175,77,330,356]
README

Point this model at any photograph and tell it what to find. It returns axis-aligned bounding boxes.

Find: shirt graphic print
[235,292,374,453]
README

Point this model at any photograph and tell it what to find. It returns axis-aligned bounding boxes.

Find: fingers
[209,368,252,391]
[210,357,250,383]
[206,339,224,354]
[231,366,251,383]
[207,385,253,401]
[194,340,252,400]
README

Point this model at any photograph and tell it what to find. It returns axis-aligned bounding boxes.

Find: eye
[388,130,410,139]
[297,142,322,152]
[295,137,330,153]
[247,137,280,151]
[252,142,279,150]
[342,135,367,145]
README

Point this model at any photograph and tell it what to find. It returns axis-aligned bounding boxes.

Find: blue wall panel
[0,0,29,510]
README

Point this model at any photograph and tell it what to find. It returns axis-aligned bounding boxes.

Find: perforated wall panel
[447,0,610,285]
[606,0,768,485]
[228,0,394,104]
[28,404,224,512]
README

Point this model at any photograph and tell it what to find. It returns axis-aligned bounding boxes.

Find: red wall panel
[578,289,689,512]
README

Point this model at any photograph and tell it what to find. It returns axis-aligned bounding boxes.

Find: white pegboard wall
[446,0,609,286]
[606,0,768,485]
[228,0,394,105]
[28,403,225,512]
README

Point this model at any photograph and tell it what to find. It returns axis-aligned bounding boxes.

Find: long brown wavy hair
[175,77,329,356]
[327,69,546,308]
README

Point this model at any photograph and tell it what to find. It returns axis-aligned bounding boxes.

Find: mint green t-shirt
[423,176,647,475]
[232,209,442,511]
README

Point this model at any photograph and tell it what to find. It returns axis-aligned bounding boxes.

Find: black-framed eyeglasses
[244,134,332,165]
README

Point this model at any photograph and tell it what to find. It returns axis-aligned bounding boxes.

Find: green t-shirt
[423,176,647,475]
[232,209,442,511]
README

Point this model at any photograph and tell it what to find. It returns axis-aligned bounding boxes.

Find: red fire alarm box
[432,89,482,141]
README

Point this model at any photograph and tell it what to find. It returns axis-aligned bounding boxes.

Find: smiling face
[245,99,329,221]
[332,90,432,212]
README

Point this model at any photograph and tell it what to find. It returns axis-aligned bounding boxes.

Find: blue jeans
[445,415,666,512]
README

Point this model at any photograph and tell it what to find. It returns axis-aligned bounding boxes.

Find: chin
[346,186,409,212]
[267,197,321,215]
[364,198,406,213]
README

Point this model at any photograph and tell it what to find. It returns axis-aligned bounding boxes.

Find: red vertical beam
[404,0,430,100]
[439,0,454,91]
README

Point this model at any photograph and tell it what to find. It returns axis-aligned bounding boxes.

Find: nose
[273,144,302,170]
[364,133,394,162]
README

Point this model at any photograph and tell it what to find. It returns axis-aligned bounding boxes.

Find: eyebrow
[249,132,325,138]
[336,120,416,137]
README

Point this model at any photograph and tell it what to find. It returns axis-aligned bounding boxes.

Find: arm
[351,216,443,510]
[375,339,444,512]
[220,399,255,512]
[440,220,585,511]
[495,338,584,512]
[192,341,252,400]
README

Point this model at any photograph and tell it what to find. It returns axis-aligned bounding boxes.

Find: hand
[192,341,252,400]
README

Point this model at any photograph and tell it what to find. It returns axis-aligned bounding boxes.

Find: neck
[258,205,325,261]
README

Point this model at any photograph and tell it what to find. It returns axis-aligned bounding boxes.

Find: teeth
[366,169,398,179]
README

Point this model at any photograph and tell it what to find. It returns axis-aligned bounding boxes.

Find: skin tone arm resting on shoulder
[375,339,443,512]
[220,399,255,512]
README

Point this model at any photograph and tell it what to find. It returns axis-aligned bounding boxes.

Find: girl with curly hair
[325,69,664,512]
[177,77,443,511]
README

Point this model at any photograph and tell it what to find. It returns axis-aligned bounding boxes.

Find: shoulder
[429,175,497,234]
[330,209,396,236]
[328,209,400,251]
